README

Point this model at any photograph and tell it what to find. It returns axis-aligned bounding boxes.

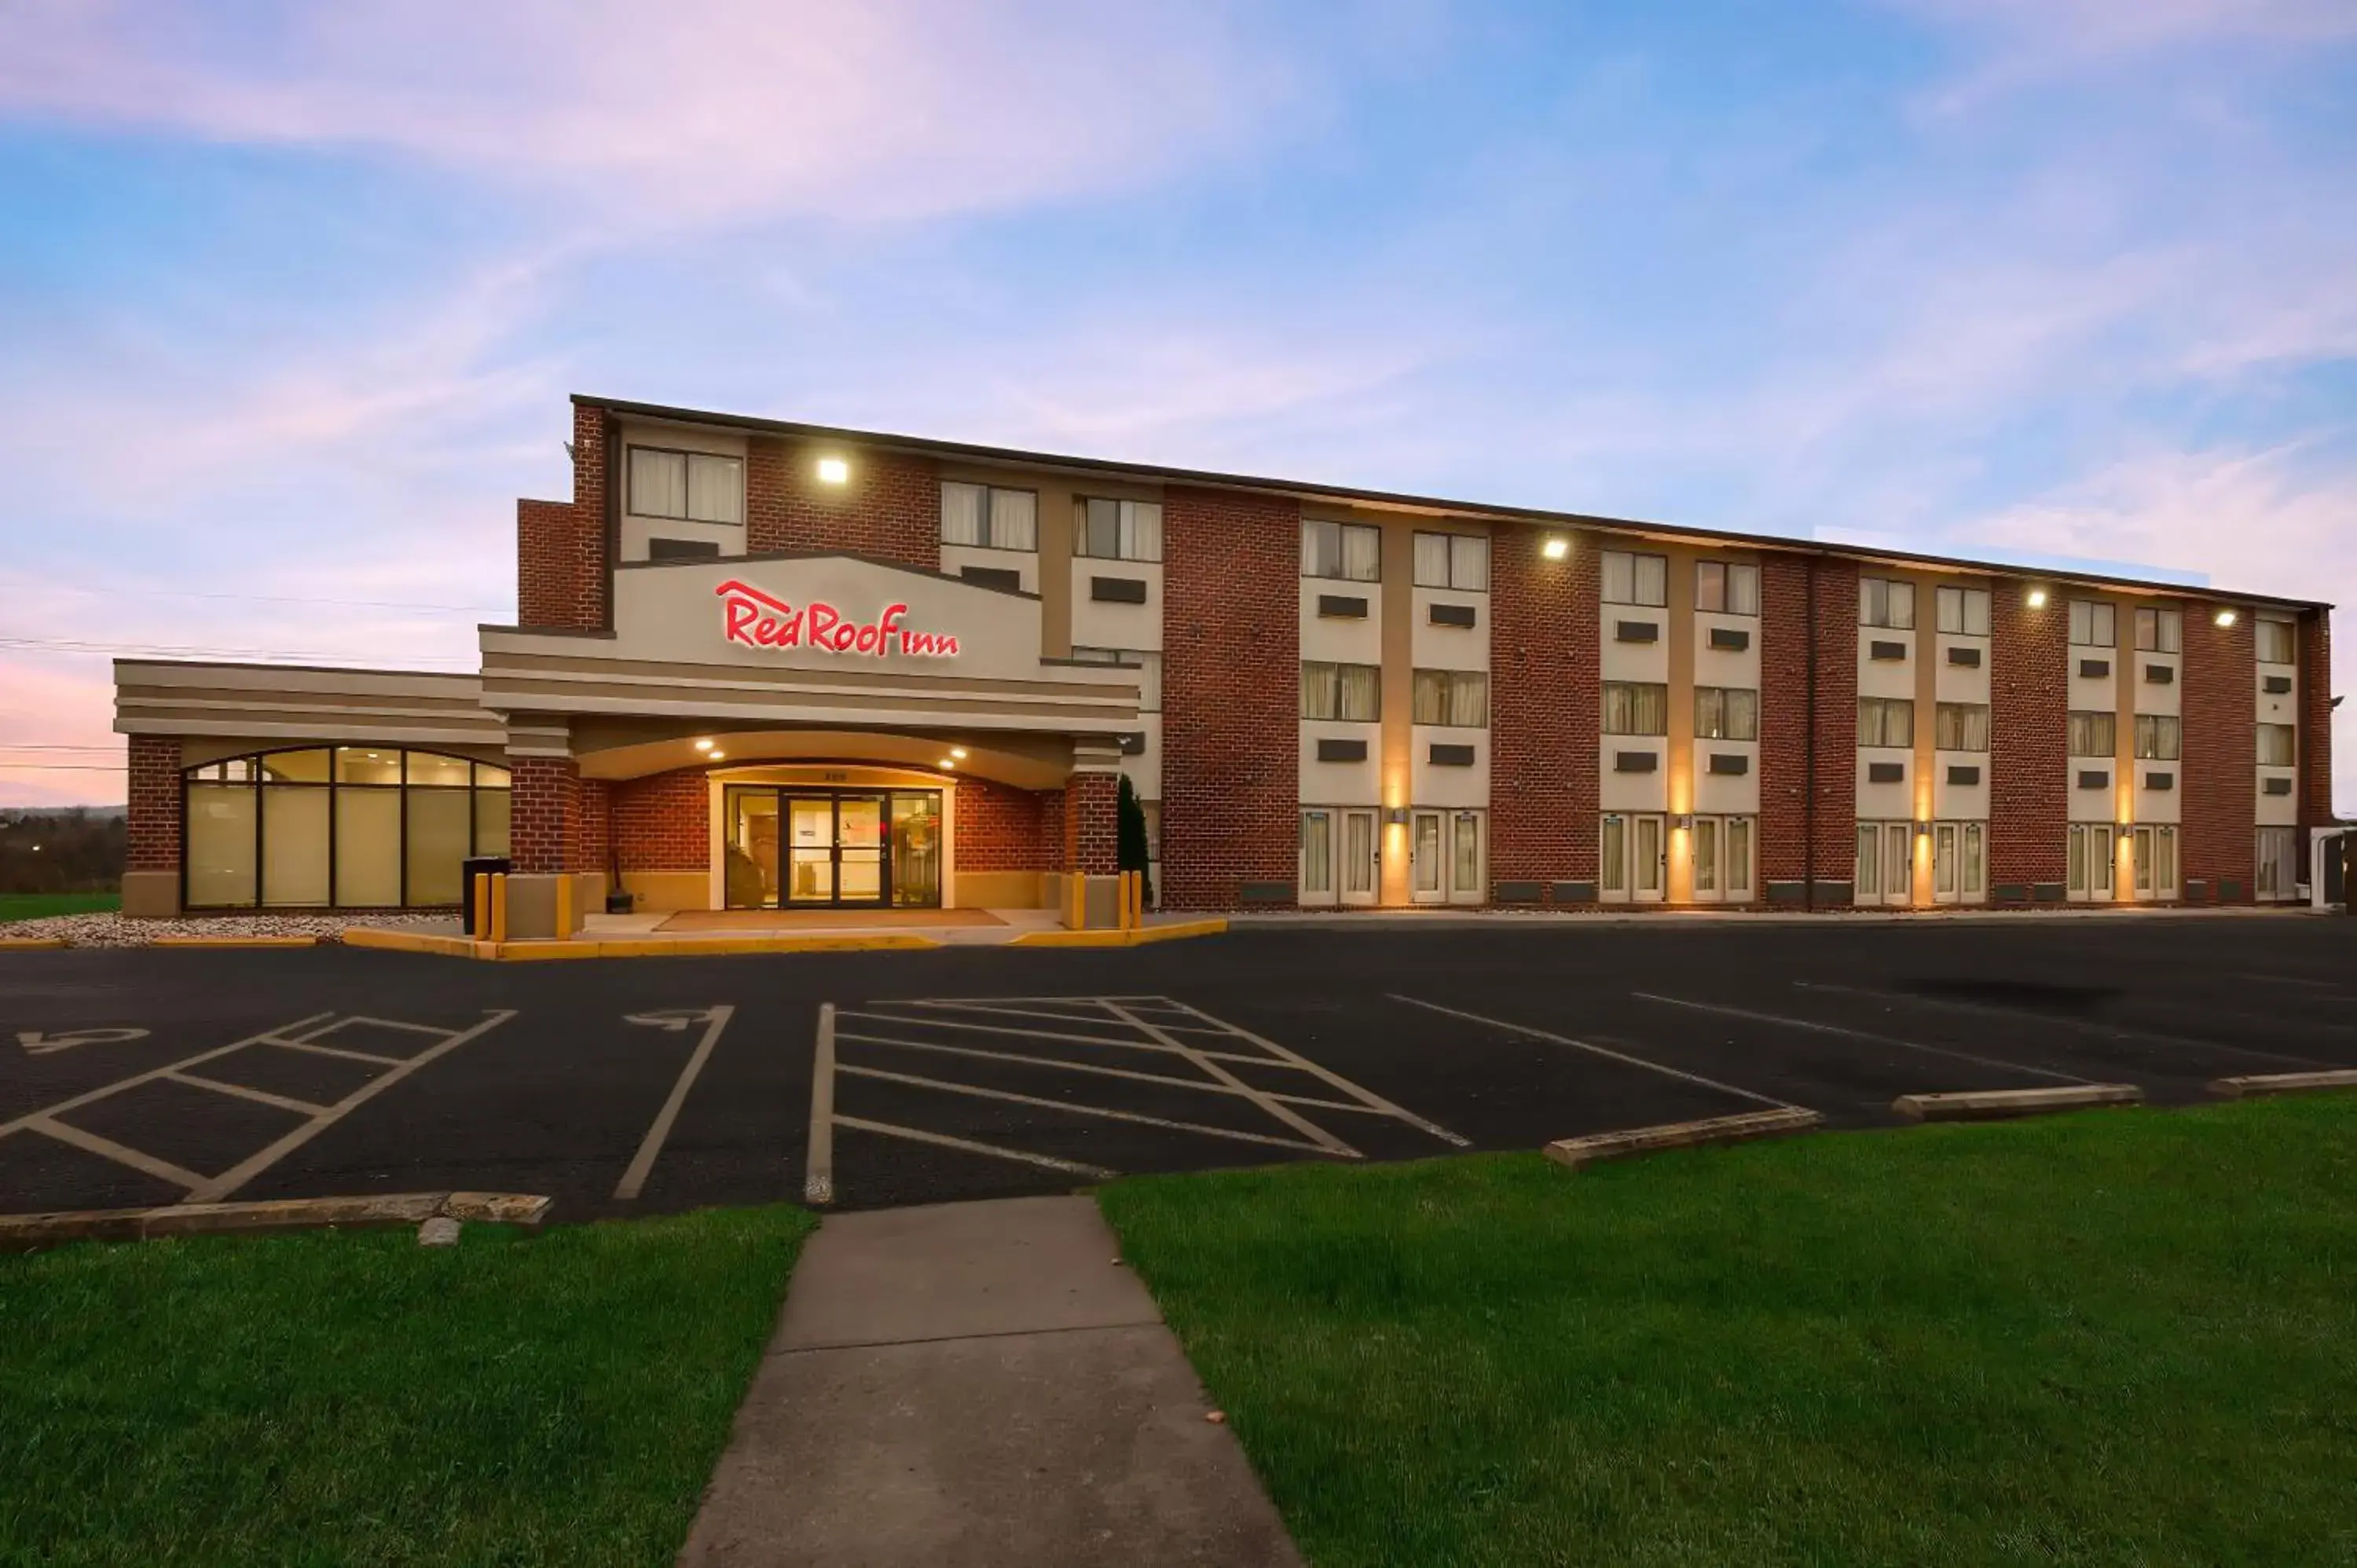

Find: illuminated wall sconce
[2025,587,2049,609]
[2214,607,2238,628]
[1914,820,1933,837]
[949,746,968,760]
[938,757,957,770]
[816,456,850,485]
[1541,533,1571,562]
[693,738,714,751]
[2117,818,2134,831]
[1385,806,1410,825]
[1673,813,1695,830]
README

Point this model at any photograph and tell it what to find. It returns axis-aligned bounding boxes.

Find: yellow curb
[1129,917,1228,944]
[0,936,71,951]
[341,927,479,958]
[1545,1107,1824,1170]
[1009,918,1229,948]
[150,934,319,949]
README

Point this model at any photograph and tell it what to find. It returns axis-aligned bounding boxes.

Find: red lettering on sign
[714,581,960,659]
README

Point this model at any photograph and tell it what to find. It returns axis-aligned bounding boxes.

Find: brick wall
[2298,612,2334,875]
[510,756,582,875]
[1989,581,2068,899]
[516,404,610,630]
[1039,786,1065,873]
[613,769,710,870]
[577,778,611,876]
[2183,606,2256,901]
[1065,773,1120,875]
[955,775,1048,870]
[1758,557,1857,901]
[746,437,939,570]
[1161,486,1300,909]
[1490,526,1597,898]
[126,735,181,873]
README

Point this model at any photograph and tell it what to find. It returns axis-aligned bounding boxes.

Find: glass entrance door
[1410,811,1446,905]
[724,786,940,909]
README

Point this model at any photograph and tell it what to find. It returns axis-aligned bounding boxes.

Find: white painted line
[1391,994,1797,1113]
[830,1114,1116,1179]
[1171,998,1472,1146]
[833,1063,1338,1154]
[0,1011,335,1141]
[1792,981,2337,1071]
[310,1015,449,1039]
[181,1011,517,1204]
[614,1005,735,1202]
[164,1071,329,1116]
[1634,992,2093,1086]
[834,1028,1384,1115]
[268,1039,407,1068]
[27,1116,209,1189]
[1098,999,1362,1157]
[805,1003,836,1205]
[839,1008,1188,1056]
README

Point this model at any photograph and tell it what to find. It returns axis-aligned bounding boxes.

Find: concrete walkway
[676,1196,1303,1567]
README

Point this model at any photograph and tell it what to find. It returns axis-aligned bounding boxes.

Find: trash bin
[460,855,511,934]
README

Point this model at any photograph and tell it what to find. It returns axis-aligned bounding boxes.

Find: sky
[1,0,2352,809]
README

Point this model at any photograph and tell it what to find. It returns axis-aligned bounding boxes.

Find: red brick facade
[2183,608,2256,902]
[1160,486,1300,909]
[1989,580,2068,900]
[509,756,583,875]
[126,735,181,873]
[955,776,1049,871]
[1758,559,1857,902]
[1063,773,1120,875]
[747,437,939,570]
[577,778,611,877]
[2298,613,2334,881]
[613,769,710,870]
[1489,526,1597,898]
[517,403,610,630]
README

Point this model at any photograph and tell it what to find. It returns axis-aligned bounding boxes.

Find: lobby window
[2133,714,2181,761]
[941,482,1039,551]
[1412,669,1489,727]
[2258,723,2295,766]
[628,446,743,525]
[2256,616,2296,665]
[1071,646,1161,712]
[1602,681,1668,736]
[2068,599,2116,647]
[2135,606,2181,654]
[1600,550,1667,606]
[1693,686,1758,741]
[1860,577,1915,629]
[1857,696,1914,749]
[2068,709,2116,757]
[1301,661,1381,722]
[1301,518,1380,582]
[1935,702,1990,752]
[1695,561,1760,615]
[1075,496,1160,562]
[1936,586,1991,636]
[1413,532,1490,591]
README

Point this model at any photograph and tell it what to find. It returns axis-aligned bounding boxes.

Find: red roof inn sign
[715,580,962,658]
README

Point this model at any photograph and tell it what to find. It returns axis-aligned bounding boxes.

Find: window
[2256,617,2296,665]
[2257,723,2295,766]
[1076,496,1161,562]
[628,446,743,525]
[1600,550,1667,606]
[1300,661,1381,722]
[2068,710,2116,757]
[2134,606,2181,654]
[1412,669,1489,727]
[940,482,1039,551]
[1936,586,1991,636]
[1602,682,1669,735]
[1857,697,1914,749]
[2133,713,2181,761]
[1300,518,1380,581]
[2256,826,2297,899]
[1070,647,1161,712]
[1934,702,1990,752]
[1695,561,1761,616]
[1693,686,1758,741]
[1860,577,1915,629]
[2068,599,2116,647]
[1413,532,1490,591]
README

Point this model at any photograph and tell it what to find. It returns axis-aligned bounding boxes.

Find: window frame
[2134,606,2182,654]
[1857,695,1915,749]
[2068,709,2117,758]
[1860,577,1917,630]
[1602,681,1670,737]
[626,444,745,526]
[1412,531,1491,592]
[1600,550,1669,607]
[2255,617,2297,665]
[1299,518,1382,583]
[1935,585,1991,636]
[1299,660,1383,723]
[1410,668,1490,728]
[1695,560,1761,617]
[1073,496,1161,562]
[2256,722,2296,767]
[2132,713,2182,761]
[2068,599,2117,648]
[1693,685,1759,741]
[940,481,1040,552]
[1934,701,1990,753]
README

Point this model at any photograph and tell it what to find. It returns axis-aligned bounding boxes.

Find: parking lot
[2,918,2351,1221]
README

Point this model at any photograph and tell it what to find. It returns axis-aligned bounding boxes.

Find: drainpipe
[1804,562,1816,911]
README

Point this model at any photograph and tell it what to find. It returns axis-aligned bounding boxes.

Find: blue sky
[2,0,2352,807]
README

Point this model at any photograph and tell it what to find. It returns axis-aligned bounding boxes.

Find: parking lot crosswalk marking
[830,1114,1116,1179]
[834,1062,1340,1155]
[615,1005,735,1202]
[1392,994,1801,1112]
[0,1011,335,1142]
[26,1116,207,1189]
[1100,999,1362,1157]
[163,1071,328,1116]
[1633,992,2096,1086]
[1163,1000,1472,1148]
[268,1039,407,1068]
[834,1028,1387,1116]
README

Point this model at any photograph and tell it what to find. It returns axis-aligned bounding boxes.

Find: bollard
[471,871,491,940]
[489,874,509,946]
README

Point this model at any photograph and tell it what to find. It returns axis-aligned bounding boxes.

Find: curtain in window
[1127,502,1164,562]
[2134,714,2181,760]
[1413,532,1450,588]
[2257,724,2294,765]
[1600,816,1626,891]
[2069,600,2116,647]
[1863,579,1916,629]
[1601,551,1634,603]
[1299,812,1332,894]
[686,454,743,524]
[1860,698,1914,749]
[1450,536,1488,592]
[2256,618,2295,664]
[629,449,687,518]
[1340,522,1379,581]
[1446,672,1487,727]
[940,482,984,546]
[1727,687,1758,740]
[1727,818,1751,892]
[1604,683,1667,735]
[1725,563,1759,615]
[1337,663,1380,722]
[2068,711,2114,757]
[1937,703,1989,751]
[1963,823,1983,894]
[1633,553,1666,606]
[1300,661,1339,720]
[1412,670,1444,726]
[988,489,1037,551]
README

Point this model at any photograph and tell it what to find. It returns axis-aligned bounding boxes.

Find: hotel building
[113,394,2337,929]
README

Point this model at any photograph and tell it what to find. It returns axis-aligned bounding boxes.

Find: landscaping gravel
[2,912,454,947]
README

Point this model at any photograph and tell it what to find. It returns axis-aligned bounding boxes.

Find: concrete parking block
[2205,1069,2357,1099]
[1544,1106,1824,1170]
[0,1192,551,1249]
[1893,1084,2143,1121]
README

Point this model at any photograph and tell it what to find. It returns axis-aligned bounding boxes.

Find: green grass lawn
[1100,1099,2357,1567]
[1,1206,816,1567]
[0,891,118,922]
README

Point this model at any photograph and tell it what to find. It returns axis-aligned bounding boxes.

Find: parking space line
[844,1007,1186,1057]
[614,1005,735,1203]
[164,1071,328,1116]
[1100,999,1361,1156]
[1168,1000,1473,1147]
[830,1114,1116,1178]
[1633,993,2094,1086]
[315,1015,450,1039]
[1391,995,1800,1112]
[805,1004,835,1205]
[269,1039,408,1068]
[835,1028,1387,1116]
[834,1062,1338,1155]
[27,1116,208,1189]
[0,1011,336,1141]
[1792,981,2337,1070]
[182,1010,517,1204]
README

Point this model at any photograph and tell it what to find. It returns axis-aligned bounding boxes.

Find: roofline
[113,658,478,680]
[578,393,2333,614]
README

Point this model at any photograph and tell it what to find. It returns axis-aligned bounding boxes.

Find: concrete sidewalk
[676,1196,1303,1567]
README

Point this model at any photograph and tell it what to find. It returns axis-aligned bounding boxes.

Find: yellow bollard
[1124,870,1140,930]
[471,872,490,940]
[489,874,509,946]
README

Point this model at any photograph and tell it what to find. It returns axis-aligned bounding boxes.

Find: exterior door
[1690,816,1721,904]
[784,796,837,904]
[1448,811,1484,906]
[1933,820,1985,905]
[1410,811,1446,905]
[2068,823,2114,903]
[1341,808,1379,907]
[1632,813,1666,903]
[1857,821,1914,907]
[1299,809,1336,908]
[2132,825,2178,903]
[725,786,934,910]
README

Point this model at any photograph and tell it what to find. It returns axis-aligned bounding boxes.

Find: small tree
[1116,774,1153,906]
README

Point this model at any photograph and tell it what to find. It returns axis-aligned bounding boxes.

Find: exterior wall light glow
[2025,588,2048,608]
[1541,533,1570,561]
[707,750,725,760]
[816,456,850,485]
[2215,608,2237,627]
[694,738,713,751]
[949,746,968,759]
[938,757,956,769]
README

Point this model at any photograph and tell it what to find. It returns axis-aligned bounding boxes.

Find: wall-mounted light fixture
[1385,806,1410,825]
[1915,820,1933,837]
[1673,813,1695,830]
[694,738,714,752]
[938,757,956,770]
[816,456,850,485]
[949,746,968,760]
[2214,607,2238,628]
[1541,533,1570,562]
[707,750,726,761]
[2025,588,2049,609]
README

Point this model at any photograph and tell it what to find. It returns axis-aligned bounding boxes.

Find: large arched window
[182,747,511,909]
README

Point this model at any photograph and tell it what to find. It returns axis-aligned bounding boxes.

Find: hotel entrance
[723,786,943,910]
